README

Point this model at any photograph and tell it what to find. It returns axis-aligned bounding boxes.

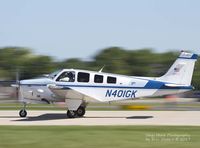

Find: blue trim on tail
[178,53,198,60]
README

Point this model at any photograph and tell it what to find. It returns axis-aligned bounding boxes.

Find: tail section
[158,51,198,85]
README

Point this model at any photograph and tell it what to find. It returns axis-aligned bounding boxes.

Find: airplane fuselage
[20,69,192,103]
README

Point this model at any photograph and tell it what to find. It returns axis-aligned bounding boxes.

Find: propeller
[11,70,20,88]
[11,70,24,101]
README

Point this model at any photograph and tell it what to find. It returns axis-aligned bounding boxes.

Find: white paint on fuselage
[19,69,192,103]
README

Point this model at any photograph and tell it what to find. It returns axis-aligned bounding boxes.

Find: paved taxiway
[0,110,200,126]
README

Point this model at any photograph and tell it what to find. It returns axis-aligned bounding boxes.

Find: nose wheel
[19,103,27,117]
[19,109,27,117]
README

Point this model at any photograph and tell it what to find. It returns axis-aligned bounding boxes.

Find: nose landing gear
[19,103,27,117]
[19,109,27,117]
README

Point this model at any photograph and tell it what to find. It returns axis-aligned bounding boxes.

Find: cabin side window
[78,72,90,82]
[56,71,75,82]
[94,74,103,83]
[107,76,116,84]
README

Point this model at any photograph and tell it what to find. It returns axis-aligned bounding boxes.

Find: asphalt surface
[0,110,200,126]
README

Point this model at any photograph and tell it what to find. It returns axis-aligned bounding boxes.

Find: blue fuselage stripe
[20,84,192,90]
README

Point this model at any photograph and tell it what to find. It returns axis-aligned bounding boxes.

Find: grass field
[0,126,199,148]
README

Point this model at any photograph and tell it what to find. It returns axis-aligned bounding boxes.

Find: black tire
[76,106,85,117]
[67,110,76,118]
[19,109,27,117]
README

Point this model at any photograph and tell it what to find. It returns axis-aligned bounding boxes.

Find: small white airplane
[13,51,198,118]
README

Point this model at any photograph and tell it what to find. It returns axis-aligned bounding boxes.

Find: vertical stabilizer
[158,51,198,85]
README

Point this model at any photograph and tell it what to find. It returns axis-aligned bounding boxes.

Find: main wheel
[19,109,27,117]
[67,110,77,118]
[76,106,85,117]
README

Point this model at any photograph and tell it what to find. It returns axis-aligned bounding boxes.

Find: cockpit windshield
[48,70,62,79]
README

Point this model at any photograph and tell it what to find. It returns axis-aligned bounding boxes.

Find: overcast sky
[0,0,200,60]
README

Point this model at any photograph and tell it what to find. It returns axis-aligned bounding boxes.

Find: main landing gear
[19,103,27,117]
[67,106,86,118]
[18,100,87,118]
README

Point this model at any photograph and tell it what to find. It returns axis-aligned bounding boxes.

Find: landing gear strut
[19,103,27,117]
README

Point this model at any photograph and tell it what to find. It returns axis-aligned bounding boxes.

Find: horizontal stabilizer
[164,83,189,87]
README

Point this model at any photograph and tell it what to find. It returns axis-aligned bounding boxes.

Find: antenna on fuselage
[98,65,105,73]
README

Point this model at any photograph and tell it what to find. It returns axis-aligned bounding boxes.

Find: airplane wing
[47,84,99,102]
